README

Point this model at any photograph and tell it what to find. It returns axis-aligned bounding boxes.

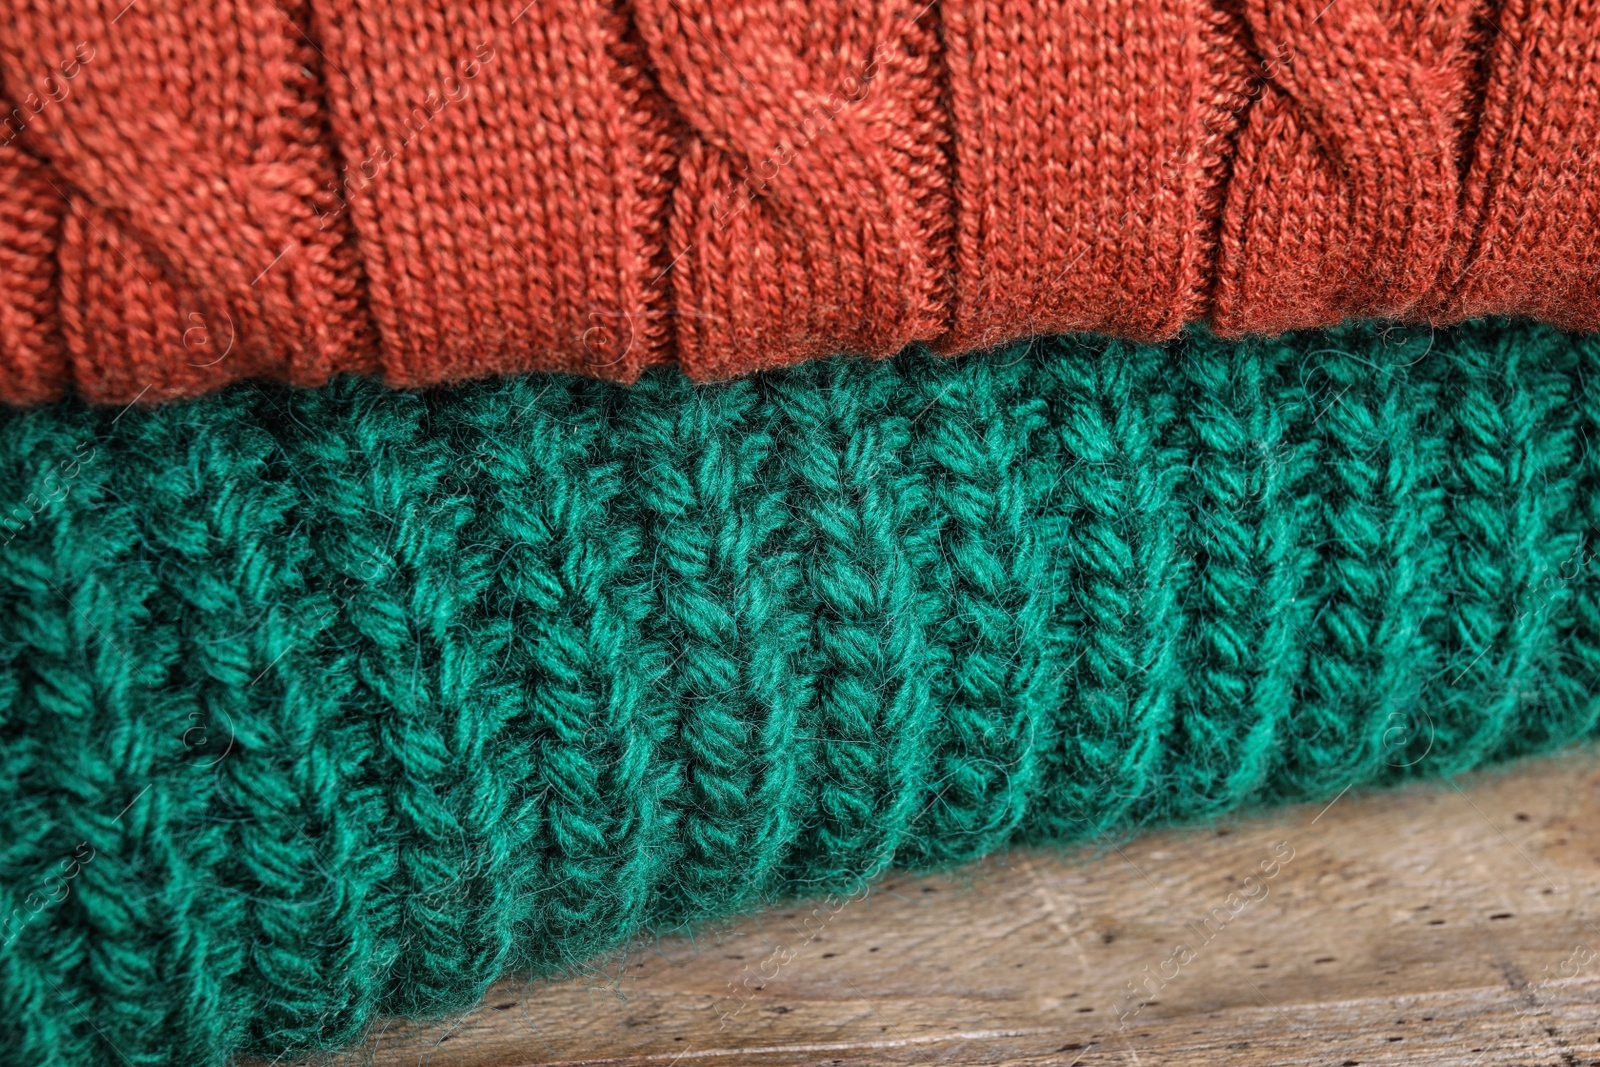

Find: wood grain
[312,748,1600,1067]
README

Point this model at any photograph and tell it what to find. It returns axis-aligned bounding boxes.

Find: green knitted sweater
[1,321,1597,1065]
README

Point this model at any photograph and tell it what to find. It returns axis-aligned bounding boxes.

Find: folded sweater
[2,0,1598,404]
[2,320,1598,1065]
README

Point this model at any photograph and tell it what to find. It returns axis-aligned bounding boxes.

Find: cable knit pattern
[638,0,952,378]
[1,0,1598,403]
[0,1,368,403]
[1,320,1599,1066]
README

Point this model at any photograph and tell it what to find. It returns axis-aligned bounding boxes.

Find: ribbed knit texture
[3,0,1599,403]
[2,320,1599,1065]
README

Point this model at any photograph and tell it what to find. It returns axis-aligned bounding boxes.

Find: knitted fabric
[3,0,1599,405]
[2,319,1599,1065]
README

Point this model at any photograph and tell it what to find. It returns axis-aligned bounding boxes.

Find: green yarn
[1,321,1598,1066]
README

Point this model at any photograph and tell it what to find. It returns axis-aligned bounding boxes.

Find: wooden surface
[316,748,1600,1067]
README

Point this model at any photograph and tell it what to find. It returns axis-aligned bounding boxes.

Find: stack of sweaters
[1,1,1598,1064]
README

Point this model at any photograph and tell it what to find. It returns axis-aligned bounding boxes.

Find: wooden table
[323,747,1600,1066]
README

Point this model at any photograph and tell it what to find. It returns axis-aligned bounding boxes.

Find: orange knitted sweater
[1,0,1597,405]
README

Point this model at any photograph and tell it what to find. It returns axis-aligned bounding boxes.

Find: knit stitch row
[1,320,1597,1065]
[1,0,1597,404]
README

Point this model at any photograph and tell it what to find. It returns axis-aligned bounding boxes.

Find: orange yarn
[1,0,1597,404]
